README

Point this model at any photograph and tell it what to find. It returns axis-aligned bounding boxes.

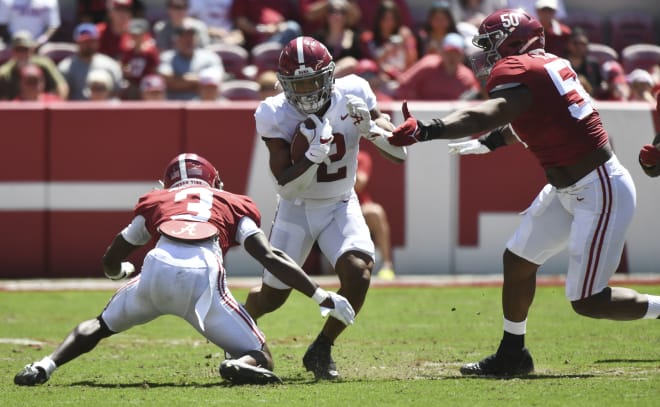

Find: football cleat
[219,359,282,385]
[302,337,339,380]
[460,347,534,377]
[14,363,50,386]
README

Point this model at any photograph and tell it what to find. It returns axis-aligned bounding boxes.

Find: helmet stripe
[178,154,188,180]
[296,36,304,66]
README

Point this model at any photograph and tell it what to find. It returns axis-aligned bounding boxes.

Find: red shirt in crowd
[395,54,480,101]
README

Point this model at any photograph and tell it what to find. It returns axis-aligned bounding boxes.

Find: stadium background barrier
[0,101,657,278]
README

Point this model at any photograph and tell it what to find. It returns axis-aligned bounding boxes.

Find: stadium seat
[609,11,655,53]
[37,42,78,64]
[564,11,607,44]
[250,42,283,74]
[621,43,660,74]
[221,79,261,101]
[206,43,249,80]
[587,43,619,65]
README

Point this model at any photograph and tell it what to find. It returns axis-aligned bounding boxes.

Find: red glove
[639,144,660,167]
[389,101,421,146]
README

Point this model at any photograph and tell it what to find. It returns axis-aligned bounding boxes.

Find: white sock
[503,318,527,335]
[35,356,57,375]
[643,295,660,319]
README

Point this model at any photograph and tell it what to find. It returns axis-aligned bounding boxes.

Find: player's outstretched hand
[320,292,355,326]
[639,144,660,167]
[304,116,334,165]
[105,261,136,281]
[390,101,420,146]
[346,96,372,138]
[448,139,491,155]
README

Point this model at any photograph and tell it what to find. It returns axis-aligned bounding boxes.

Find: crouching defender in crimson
[389,9,660,377]
[14,153,355,386]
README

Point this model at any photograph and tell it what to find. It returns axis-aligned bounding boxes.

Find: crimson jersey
[133,186,261,255]
[487,52,608,168]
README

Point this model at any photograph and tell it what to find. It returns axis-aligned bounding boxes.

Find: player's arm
[639,133,660,177]
[101,233,140,280]
[264,138,319,200]
[389,86,532,146]
[240,219,355,325]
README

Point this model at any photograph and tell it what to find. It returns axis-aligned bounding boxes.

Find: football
[290,118,315,163]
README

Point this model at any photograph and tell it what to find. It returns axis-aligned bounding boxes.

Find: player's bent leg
[14,316,116,386]
[571,287,648,320]
[502,249,539,322]
[244,284,292,320]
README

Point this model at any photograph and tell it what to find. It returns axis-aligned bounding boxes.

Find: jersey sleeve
[346,74,378,111]
[255,98,291,141]
[120,215,151,246]
[486,57,529,94]
[235,216,262,245]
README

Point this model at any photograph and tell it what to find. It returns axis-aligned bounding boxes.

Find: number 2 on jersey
[317,133,347,182]
[544,59,594,120]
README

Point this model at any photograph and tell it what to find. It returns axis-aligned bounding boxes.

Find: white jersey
[255,74,377,200]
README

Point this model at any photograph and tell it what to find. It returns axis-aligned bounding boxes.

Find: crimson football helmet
[162,153,223,189]
[470,8,545,77]
[277,36,335,114]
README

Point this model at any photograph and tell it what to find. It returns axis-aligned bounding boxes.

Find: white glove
[311,287,355,326]
[104,261,136,281]
[346,96,372,138]
[447,139,491,155]
[303,115,334,165]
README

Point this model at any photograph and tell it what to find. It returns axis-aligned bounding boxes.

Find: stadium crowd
[0,0,658,105]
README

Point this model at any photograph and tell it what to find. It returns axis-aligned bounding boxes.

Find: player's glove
[303,115,334,165]
[104,261,136,281]
[346,96,372,138]
[390,101,422,146]
[639,144,660,167]
[448,139,492,155]
[311,287,355,326]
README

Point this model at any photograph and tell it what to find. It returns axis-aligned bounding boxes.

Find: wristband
[478,128,506,151]
[311,287,329,304]
[417,119,446,141]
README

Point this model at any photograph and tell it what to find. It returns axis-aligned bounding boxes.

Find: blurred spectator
[600,60,629,101]
[507,0,567,20]
[360,0,418,81]
[0,0,60,47]
[354,58,392,101]
[139,73,167,100]
[195,66,224,101]
[298,0,360,36]
[84,68,117,101]
[119,18,159,100]
[535,0,570,57]
[77,0,144,24]
[97,0,133,60]
[313,0,364,77]
[188,0,244,45]
[157,21,224,100]
[416,1,459,57]
[13,64,61,102]
[355,0,414,33]
[627,69,656,104]
[154,0,210,51]
[256,69,280,98]
[231,0,302,50]
[395,33,479,101]
[58,23,122,100]
[0,30,68,100]
[449,0,506,28]
[355,150,395,280]
[565,27,602,98]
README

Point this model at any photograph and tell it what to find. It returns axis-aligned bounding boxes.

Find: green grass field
[1,285,659,406]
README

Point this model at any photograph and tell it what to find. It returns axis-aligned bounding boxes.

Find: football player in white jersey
[245,36,407,380]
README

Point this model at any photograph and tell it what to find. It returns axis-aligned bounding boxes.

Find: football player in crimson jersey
[390,9,660,377]
[244,36,407,380]
[14,153,355,387]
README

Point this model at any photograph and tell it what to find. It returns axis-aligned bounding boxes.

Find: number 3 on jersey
[171,187,213,222]
[544,58,593,120]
